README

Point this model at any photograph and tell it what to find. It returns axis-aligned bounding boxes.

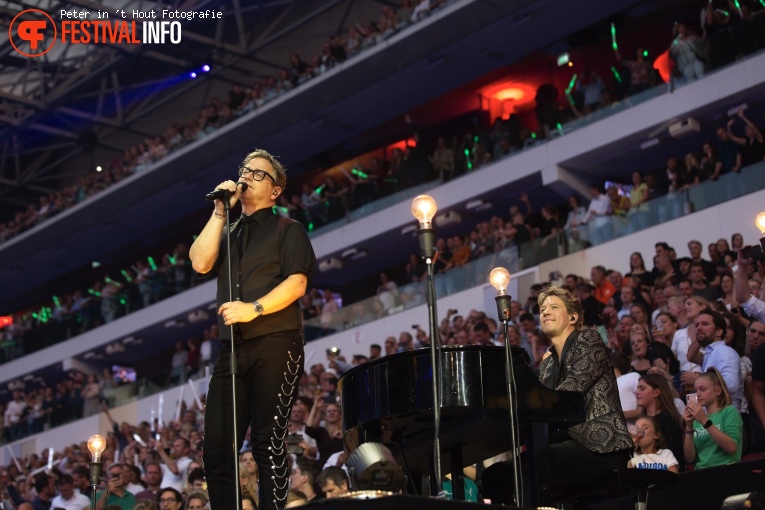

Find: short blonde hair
[537,285,583,330]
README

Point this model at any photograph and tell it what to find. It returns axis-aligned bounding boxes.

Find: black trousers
[204,330,304,510]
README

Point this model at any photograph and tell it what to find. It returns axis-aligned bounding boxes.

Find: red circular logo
[9,9,56,57]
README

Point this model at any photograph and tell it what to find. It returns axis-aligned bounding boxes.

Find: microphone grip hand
[207,180,247,210]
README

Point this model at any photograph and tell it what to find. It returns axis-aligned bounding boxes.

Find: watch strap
[253,301,264,317]
[703,419,713,429]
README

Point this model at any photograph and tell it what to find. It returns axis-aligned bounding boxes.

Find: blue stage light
[202,65,210,72]
[190,72,197,79]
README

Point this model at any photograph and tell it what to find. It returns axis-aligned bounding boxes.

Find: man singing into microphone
[190,149,316,510]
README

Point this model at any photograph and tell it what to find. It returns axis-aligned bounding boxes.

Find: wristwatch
[703,419,714,429]
[253,301,264,317]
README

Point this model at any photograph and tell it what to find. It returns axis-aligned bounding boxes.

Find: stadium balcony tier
[0,0,656,311]
[2,44,765,399]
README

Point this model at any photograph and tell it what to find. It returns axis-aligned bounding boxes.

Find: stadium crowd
[3,224,765,507]
[3,0,764,245]
[2,1,765,506]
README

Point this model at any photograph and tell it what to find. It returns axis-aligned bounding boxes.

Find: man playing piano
[537,285,633,495]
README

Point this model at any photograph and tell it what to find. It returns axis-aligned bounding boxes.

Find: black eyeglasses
[238,166,276,184]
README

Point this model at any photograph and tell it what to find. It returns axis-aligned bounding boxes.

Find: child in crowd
[628,416,680,472]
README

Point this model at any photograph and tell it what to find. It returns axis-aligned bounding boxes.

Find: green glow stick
[733,0,742,17]
[610,22,618,50]
[120,269,132,282]
[610,66,622,82]
[308,223,314,232]
[643,50,648,58]
[565,73,578,95]
[464,148,472,170]
[351,168,369,179]
[148,256,157,271]
[52,295,60,307]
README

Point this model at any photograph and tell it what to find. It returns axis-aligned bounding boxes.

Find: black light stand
[87,435,106,510]
[223,194,242,509]
[418,224,444,497]
[490,270,523,507]
[88,461,102,510]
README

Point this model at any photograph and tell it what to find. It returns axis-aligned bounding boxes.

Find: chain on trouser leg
[266,348,301,509]
[245,331,304,510]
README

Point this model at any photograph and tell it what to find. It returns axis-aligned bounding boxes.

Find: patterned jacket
[538,328,633,454]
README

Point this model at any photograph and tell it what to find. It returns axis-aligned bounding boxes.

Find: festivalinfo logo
[8,7,221,57]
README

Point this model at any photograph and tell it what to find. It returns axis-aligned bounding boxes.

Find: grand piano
[340,345,585,506]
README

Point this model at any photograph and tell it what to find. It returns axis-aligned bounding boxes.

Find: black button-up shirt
[211,207,316,340]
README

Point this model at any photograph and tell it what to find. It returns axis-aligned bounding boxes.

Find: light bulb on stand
[411,195,438,259]
[756,212,765,236]
[489,267,513,322]
[411,195,437,229]
[87,434,106,463]
[489,267,511,295]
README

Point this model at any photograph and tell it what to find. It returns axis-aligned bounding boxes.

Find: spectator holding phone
[683,368,743,468]
[95,463,136,510]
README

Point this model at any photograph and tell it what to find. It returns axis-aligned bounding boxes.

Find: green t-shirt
[692,405,743,469]
[96,489,136,510]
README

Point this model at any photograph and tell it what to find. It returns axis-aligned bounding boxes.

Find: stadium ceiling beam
[28,123,79,140]
[371,0,400,7]
[16,147,86,188]
[0,176,55,195]
[249,0,346,53]
[231,0,247,51]
[19,147,56,183]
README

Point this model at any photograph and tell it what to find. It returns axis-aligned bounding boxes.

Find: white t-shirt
[161,456,193,492]
[617,372,641,426]
[671,328,701,373]
[125,482,144,495]
[51,492,91,510]
[629,449,678,470]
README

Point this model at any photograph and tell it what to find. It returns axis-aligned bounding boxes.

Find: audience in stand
[0,0,451,245]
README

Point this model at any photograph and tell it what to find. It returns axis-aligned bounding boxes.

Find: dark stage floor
[307,457,763,510]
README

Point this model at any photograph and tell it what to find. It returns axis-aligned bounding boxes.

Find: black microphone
[205,182,248,201]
